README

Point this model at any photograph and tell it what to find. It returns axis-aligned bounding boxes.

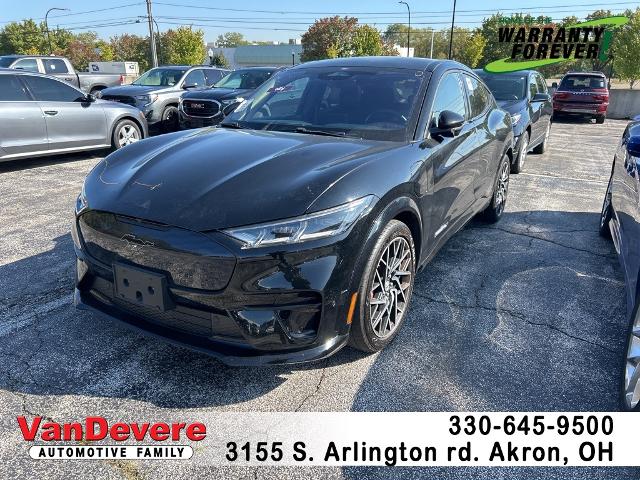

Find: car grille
[102,95,137,107]
[78,211,236,291]
[182,99,221,117]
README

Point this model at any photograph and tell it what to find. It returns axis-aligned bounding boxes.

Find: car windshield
[0,57,17,67]
[221,66,425,141]
[214,69,274,90]
[479,74,527,101]
[133,67,187,86]
[559,74,606,90]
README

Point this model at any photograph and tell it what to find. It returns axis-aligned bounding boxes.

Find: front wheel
[111,119,141,150]
[348,220,416,353]
[161,106,179,133]
[511,131,529,174]
[599,174,613,238]
[533,121,551,154]
[481,153,510,223]
[621,304,640,411]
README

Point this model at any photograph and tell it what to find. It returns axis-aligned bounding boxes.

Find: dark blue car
[476,70,553,173]
[600,120,640,411]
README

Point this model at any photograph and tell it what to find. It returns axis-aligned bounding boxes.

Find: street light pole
[145,0,158,68]
[398,1,410,57]
[45,7,69,54]
[448,0,457,60]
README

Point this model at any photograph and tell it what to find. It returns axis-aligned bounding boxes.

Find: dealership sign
[484,16,629,73]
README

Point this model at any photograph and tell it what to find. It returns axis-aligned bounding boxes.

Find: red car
[552,71,609,124]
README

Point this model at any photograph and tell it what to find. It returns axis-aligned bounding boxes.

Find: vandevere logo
[484,16,628,73]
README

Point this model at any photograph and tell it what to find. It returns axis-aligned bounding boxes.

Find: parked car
[0,55,133,94]
[179,67,280,129]
[98,65,229,132]
[599,120,640,411]
[476,69,552,173]
[552,71,609,123]
[73,57,513,365]
[0,69,147,162]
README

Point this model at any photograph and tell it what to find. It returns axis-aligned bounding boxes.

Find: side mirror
[79,94,96,103]
[551,81,558,88]
[430,110,465,138]
[531,92,551,103]
[183,83,198,90]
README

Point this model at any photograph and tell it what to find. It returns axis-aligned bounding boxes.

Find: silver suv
[0,69,148,162]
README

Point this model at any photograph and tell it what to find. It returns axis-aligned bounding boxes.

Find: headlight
[223,195,374,249]
[135,93,158,105]
[510,113,522,125]
[75,184,88,215]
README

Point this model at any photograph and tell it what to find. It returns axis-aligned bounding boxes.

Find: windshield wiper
[294,127,347,138]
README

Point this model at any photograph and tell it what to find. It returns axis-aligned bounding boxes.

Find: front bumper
[179,110,223,129]
[72,210,370,365]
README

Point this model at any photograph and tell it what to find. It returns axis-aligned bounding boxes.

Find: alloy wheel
[369,237,412,339]
[494,160,510,215]
[601,180,612,229]
[118,125,140,147]
[519,136,528,169]
[624,312,640,409]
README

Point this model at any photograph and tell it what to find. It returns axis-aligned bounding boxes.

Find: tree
[301,16,359,61]
[110,34,151,72]
[63,32,114,71]
[614,8,640,88]
[210,51,230,68]
[216,31,248,48]
[0,20,47,54]
[352,24,395,56]
[159,26,205,66]
[455,29,486,67]
[479,14,515,67]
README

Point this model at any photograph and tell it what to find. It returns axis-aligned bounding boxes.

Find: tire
[621,302,640,411]
[111,119,142,150]
[161,105,179,133]
[511,131,529,174]
[596,114,606,124]
[532,121,551,154]
[599,173,613,239]
[481,153,510,223]
[348,219,416,353]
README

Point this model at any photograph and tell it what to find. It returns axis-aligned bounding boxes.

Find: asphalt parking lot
[1,119,639,479]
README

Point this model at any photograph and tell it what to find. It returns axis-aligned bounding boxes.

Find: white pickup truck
[0,55,137,94]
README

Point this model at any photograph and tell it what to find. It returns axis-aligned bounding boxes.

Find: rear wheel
[111,119,141,150]
[532,121,551,154]
[596,114,606,124]
[482,153,510,223]
[349,220,415,353]
[511,131,529,174]
[599,173,613,238]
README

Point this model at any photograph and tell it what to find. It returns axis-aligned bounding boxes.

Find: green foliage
[301,16,358,61]
[216,32,248,48]
[110,33,151,72]
[210,51,230,68]
[159,26,206,66]
[614,8,640,88]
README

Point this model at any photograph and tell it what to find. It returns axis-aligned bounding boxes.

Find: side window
[535,74,547,94]
[0,75,31,101]
[23,75,84,102]
[464,75,492,118]
[528,76,538,98]
[184,69,206,88]
[43,59,69,74]
[429,72,467,129]
[204,69,222,86]
[12,58,39,72]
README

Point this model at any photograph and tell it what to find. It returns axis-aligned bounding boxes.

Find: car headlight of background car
[510,113,522,125]
[221,97,244,114]
[136,93,158,106]
[223,195,374,249]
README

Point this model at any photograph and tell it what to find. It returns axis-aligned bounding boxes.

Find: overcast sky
[2,0,639,43]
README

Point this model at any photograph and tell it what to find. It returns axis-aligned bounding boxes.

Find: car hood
[496,99,527,115]
[183,88,252,101]
[84,128,396,231]
[100,84,176,96]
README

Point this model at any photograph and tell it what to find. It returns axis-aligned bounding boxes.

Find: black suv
[99,65,230,132]
[476,69,552,173]
[179,67,281,129]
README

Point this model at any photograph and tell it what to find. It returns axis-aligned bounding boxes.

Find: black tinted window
[528,76,538,98]
[431,73,466,127]
[0,75,30,101]
[204,69,223,85]
[23,76,84,102]
[479,74,527,101]
[215,70,275,89]
[13,58,39,72]
[43,58,69,74]
[184,69,206,88]
[465,75,491,118]
[560,74,606,90]
[535,74,547,94]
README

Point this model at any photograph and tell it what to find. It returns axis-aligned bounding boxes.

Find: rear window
[560,75,606,90]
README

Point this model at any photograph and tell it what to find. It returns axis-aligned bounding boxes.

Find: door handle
[44,110,58,116]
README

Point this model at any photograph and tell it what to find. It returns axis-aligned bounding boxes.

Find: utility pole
[398,1,410,57]
[146,0,158,67]
[448,0,456,59]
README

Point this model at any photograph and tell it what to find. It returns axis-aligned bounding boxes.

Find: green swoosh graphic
[484,16,629,73]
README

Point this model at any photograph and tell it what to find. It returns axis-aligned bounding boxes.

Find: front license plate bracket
[113,263,172,311]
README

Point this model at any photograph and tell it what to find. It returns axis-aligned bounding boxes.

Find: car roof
[0,54,63,59]
[563,71,606,77]
[474,69,535,77]
[290,56,461,72]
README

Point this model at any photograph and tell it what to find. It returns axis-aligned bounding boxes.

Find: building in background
[206,43,303,69]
